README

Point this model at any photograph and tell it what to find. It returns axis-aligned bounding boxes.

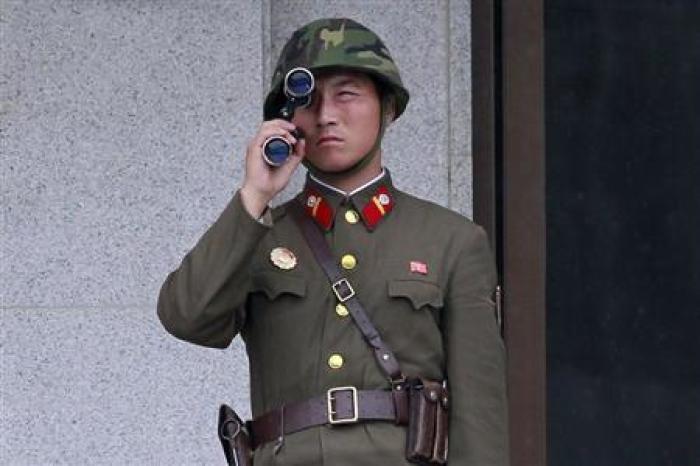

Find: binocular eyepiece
[262,67,315,167]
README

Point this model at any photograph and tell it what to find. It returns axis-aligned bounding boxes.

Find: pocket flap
[252,272,306,300]
[388,279,443,309]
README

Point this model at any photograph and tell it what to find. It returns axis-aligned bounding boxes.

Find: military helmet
[264,18,409,120]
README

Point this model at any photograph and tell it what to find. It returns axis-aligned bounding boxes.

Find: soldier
[158,18,508,466]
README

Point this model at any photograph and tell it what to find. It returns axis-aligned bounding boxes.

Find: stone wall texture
[1,1,472,463]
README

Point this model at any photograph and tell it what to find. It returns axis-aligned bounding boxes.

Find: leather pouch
[218,404,253,466]
[405,378,449,465]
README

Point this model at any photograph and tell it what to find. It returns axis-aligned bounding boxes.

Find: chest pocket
[388,279,444,310]
[251,272,306,300]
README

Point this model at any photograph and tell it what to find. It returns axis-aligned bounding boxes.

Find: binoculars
[262,67,315,166]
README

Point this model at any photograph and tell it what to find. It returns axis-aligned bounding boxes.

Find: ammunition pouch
[405,377,449,465]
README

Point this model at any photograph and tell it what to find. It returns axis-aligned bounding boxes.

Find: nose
[314,92,338,127]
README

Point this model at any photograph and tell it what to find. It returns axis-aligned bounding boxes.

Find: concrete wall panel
[448,0,473,216]
[2,1,261,463]
[3,0,262,307]
[1,308,248,463]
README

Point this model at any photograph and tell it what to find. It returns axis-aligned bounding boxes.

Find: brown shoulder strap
[289,200,404,383]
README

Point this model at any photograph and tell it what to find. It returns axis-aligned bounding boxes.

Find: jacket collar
[297,169,396,231]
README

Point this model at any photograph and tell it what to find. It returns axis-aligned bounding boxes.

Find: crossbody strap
[289,200,404,383]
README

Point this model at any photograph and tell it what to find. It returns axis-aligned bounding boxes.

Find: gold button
[335,303,349,317]
[328,353,344,369]
[341,254,357,270]
[344,209,359,224]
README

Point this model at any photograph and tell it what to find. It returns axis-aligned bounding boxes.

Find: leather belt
[251,387,409,449]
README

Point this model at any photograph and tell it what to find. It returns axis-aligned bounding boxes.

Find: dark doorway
[546,1,700,465]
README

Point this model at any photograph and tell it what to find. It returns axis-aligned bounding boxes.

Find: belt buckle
[332,278,355,303]
[327,386,359,425]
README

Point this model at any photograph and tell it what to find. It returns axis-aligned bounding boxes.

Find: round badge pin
[270,247,297,270]
[378,193,391,206]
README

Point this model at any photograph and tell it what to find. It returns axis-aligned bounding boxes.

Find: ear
[382,94,396,125]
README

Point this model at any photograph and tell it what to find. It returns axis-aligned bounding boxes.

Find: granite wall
[1,1,472,463]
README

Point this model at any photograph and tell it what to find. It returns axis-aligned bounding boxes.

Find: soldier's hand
[240,119,306,218]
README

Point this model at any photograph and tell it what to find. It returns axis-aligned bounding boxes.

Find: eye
[338,90,358,99]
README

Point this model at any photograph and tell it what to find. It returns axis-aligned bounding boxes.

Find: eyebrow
[328,77,362,89]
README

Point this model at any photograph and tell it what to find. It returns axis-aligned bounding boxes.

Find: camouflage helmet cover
[264,18,409,120]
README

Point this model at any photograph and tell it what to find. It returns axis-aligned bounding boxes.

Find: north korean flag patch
[409,260,428,275]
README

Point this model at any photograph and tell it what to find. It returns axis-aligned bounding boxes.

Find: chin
[306,152,360,173]
[309,162,355,173]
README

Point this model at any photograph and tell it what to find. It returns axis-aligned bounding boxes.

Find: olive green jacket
[158,171,509,465]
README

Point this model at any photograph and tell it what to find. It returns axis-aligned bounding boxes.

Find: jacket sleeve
[444,225,509,465]
[157,191,271,348]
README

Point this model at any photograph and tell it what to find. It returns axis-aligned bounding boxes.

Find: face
[292,70,382,174]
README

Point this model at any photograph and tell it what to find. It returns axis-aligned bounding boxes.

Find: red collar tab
[361,185,394,230]
[302,188,334,231]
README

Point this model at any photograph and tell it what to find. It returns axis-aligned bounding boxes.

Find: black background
[546,1,700,464]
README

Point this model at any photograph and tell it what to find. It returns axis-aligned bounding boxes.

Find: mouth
[316,135,344,146]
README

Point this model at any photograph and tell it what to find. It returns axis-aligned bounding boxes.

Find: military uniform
[158,170,509,465]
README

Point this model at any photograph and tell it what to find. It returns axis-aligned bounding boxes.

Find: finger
[277,139,305,177]
[258,119,296,137]
[265,118,296,129]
